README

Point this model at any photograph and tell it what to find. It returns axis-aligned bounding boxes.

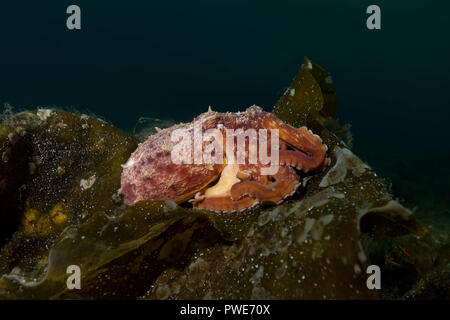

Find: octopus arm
[262,114,328,172]
[278,149,327,172]
[230,166,300,204]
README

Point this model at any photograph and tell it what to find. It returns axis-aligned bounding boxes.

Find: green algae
[273,57,324,130]
[0,110,137,277]
[0,200,216,299]
[0,60,427,299]
[367,227,450,299]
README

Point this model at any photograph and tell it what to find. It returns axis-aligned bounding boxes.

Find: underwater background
[0,0,449,232]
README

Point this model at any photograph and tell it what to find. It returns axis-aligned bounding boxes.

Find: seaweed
[0,60,427,299]
[0,110,137,277]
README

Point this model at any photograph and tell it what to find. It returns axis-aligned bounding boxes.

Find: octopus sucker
[120,106,329,212]
[230,165,300,204]
[278,149,327,173]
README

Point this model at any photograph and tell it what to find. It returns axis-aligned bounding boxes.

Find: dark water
[1,1,449,225]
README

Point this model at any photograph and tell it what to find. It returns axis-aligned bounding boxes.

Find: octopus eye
[217,122,224,129]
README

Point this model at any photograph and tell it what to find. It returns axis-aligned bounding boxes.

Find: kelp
[0,110,137,277]
[366,227,450,299]
[0,200,219,299]
[0,59,427,299]
[273,57,324,130]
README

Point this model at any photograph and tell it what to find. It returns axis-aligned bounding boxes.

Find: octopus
[119,106,329,212]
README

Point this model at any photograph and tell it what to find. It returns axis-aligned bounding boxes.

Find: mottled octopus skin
[119,106,328,212]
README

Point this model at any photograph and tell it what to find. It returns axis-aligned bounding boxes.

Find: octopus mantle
[119,106,329,212]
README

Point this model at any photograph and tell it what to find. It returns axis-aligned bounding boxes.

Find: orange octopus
[119,106,329,212]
